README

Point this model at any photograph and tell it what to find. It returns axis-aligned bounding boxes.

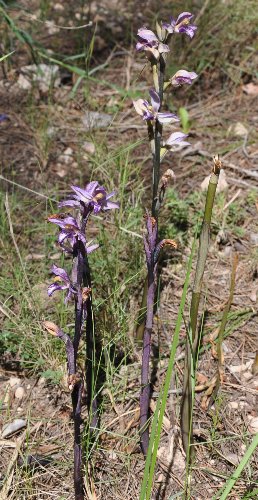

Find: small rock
[18,64,60,93]
[15,386,25,400]
[242,83,258,96]
[250,233,258,245]
[63,147,73,156]
[55,164,68,178]
[53,3,64,11]
[225,453,239,465]
[82,141,95,155]
[227,122,248,138]
[46,126,56,138]
[82,111,112,131]
[201,169,228,193]
[2,419,27,438]
[248,416,258,434]
[45,20,60,35]
[228,401,238,409]
[38,377,46,387]
[9,376,21,388]
[17,74,32,90]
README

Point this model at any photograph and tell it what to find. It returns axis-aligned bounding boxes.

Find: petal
[137,28,158,43]
[103,200,120,210]
[176,12,193,24]
[86,243,99,254]
[157,112,179,124]
[51,264,70,283]
[48,282,67,296]
[171,70,198,86]
[106,190,116,200]
[133,99,147,116]
[158,43,170,54]
[58,230,69,244]
[85,181,99,197]
[136,41,144,51]
[165,132,189,145]
[71,185,92,202]
[58,199,80,208]
[149,89,160,113]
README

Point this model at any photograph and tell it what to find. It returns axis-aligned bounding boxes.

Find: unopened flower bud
[82,287,91,303]
[68,372,81,391]
[213,155,222,175]
[43,321,59,336]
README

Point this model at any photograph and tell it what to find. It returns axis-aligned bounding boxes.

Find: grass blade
[213,432,258,500]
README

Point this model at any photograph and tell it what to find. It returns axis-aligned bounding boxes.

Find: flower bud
[43,321,59,336]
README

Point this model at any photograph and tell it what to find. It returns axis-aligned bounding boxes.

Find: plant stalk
[136,57,165,341]
[140,267,155,455]
[181,157,221,456]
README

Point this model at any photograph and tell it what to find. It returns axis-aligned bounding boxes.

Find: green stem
[181,158,221,456]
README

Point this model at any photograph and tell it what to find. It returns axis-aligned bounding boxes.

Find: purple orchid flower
[162,12,197,39]
[48,214,87,246]
[165,131,190,148]
[170,70,198,87]
[136,27,169,61]
[59,181,119,215]
[133,89,179,124]
[48,264,77,303]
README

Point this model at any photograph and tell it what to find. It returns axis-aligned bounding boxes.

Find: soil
[0,1,257,499]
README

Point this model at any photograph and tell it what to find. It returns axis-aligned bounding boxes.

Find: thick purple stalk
[70,210,93,499]
[140,276,155,455]
[140,215,157,455]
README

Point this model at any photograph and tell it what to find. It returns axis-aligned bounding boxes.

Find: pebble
[248,416,258,434]
[38,377,46,386]
[250,233,258,245]
[228,401,238,409]
[2,419,27,438]
[15,386,25,399]
[9,376,21,388]
[82,111,112,131]
[82,141,95,155]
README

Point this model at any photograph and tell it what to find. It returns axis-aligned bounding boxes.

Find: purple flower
[48,214,87,246]
[170,70,198,87]
[165,132,190,148]
[133,89,179,124]
[59,181,119,214]
[48,264,77,303]
[162,12,197,39]
[136,27,169,61]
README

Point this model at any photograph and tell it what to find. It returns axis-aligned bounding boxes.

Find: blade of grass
[181,155,221,456]
[139,233,196,500]
[0,50,15,62]
[213,432,258,500]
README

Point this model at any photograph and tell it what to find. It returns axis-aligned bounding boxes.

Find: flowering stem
[137,57,165,342]
[151,56,165,219]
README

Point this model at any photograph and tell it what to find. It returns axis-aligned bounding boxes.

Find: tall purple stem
[140,215,157,455]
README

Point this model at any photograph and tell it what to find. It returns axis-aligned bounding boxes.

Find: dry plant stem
[181,157,221,456]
